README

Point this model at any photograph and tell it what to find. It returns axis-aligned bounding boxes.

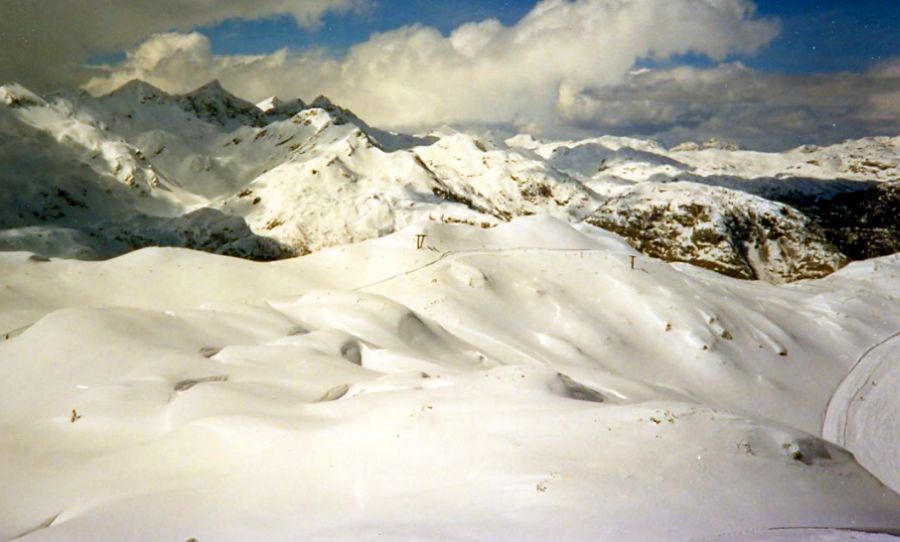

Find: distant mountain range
[1,80,897,282]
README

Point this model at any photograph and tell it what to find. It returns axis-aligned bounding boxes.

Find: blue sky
[201,0,900,74]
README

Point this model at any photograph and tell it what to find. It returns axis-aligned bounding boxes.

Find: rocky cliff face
[774,181,900,263]
[586,182,848,282]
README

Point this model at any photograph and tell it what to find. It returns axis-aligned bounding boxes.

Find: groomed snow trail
[823,332,900,494]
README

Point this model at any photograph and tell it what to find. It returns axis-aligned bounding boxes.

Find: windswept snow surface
[1,217,899,541]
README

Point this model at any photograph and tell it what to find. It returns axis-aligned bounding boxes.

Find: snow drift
[0,217,899,540]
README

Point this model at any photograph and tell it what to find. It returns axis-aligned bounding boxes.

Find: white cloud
[76,0,899,149]
[0,0,363,90]
[84,0,780,127]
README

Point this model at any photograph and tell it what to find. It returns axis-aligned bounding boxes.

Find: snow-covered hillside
[0,82,289,260]
[1,217,899,541]
[514,133,900,185]
[1,80,896,282]
[2,78,899,540]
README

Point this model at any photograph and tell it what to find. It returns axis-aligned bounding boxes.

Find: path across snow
[823,332,900,494]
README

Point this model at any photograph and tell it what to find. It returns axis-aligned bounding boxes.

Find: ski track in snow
[823,332,900,494]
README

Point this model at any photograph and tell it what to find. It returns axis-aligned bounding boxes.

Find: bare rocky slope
[585,182,848,282]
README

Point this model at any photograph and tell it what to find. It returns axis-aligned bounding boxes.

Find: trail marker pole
[416,234,427,250]
[631,255,636,270]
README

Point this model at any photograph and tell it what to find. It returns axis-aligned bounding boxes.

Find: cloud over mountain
[556,61,900,149]
[83,0,781,133]
[0,0,363,89]
[11,0,899,149]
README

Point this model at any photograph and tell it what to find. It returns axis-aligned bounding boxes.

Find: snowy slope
[1,217,899,541]
[1,79,897,283]
[506,133,898,274]
[209,113,598,251]
[2,81,601,257]
[672,137,900,183]
[510,134,900,185]
[0,84,194,206]
[824,326,900,496]
[2,79,899,541]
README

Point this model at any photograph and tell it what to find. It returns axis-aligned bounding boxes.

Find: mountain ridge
[0,79,897,282]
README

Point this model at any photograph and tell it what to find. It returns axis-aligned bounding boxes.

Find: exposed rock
[777,181,900,261]
[585,182,848,282]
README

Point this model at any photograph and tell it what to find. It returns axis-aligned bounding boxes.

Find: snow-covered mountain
[0,80,897,282]
[0,83,288,260]
[2,81,900,540]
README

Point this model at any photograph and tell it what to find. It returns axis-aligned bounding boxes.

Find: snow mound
[1,218,900,540]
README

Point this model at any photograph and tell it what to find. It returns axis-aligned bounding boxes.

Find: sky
[199,0,899,74]
[1,0,898,149]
